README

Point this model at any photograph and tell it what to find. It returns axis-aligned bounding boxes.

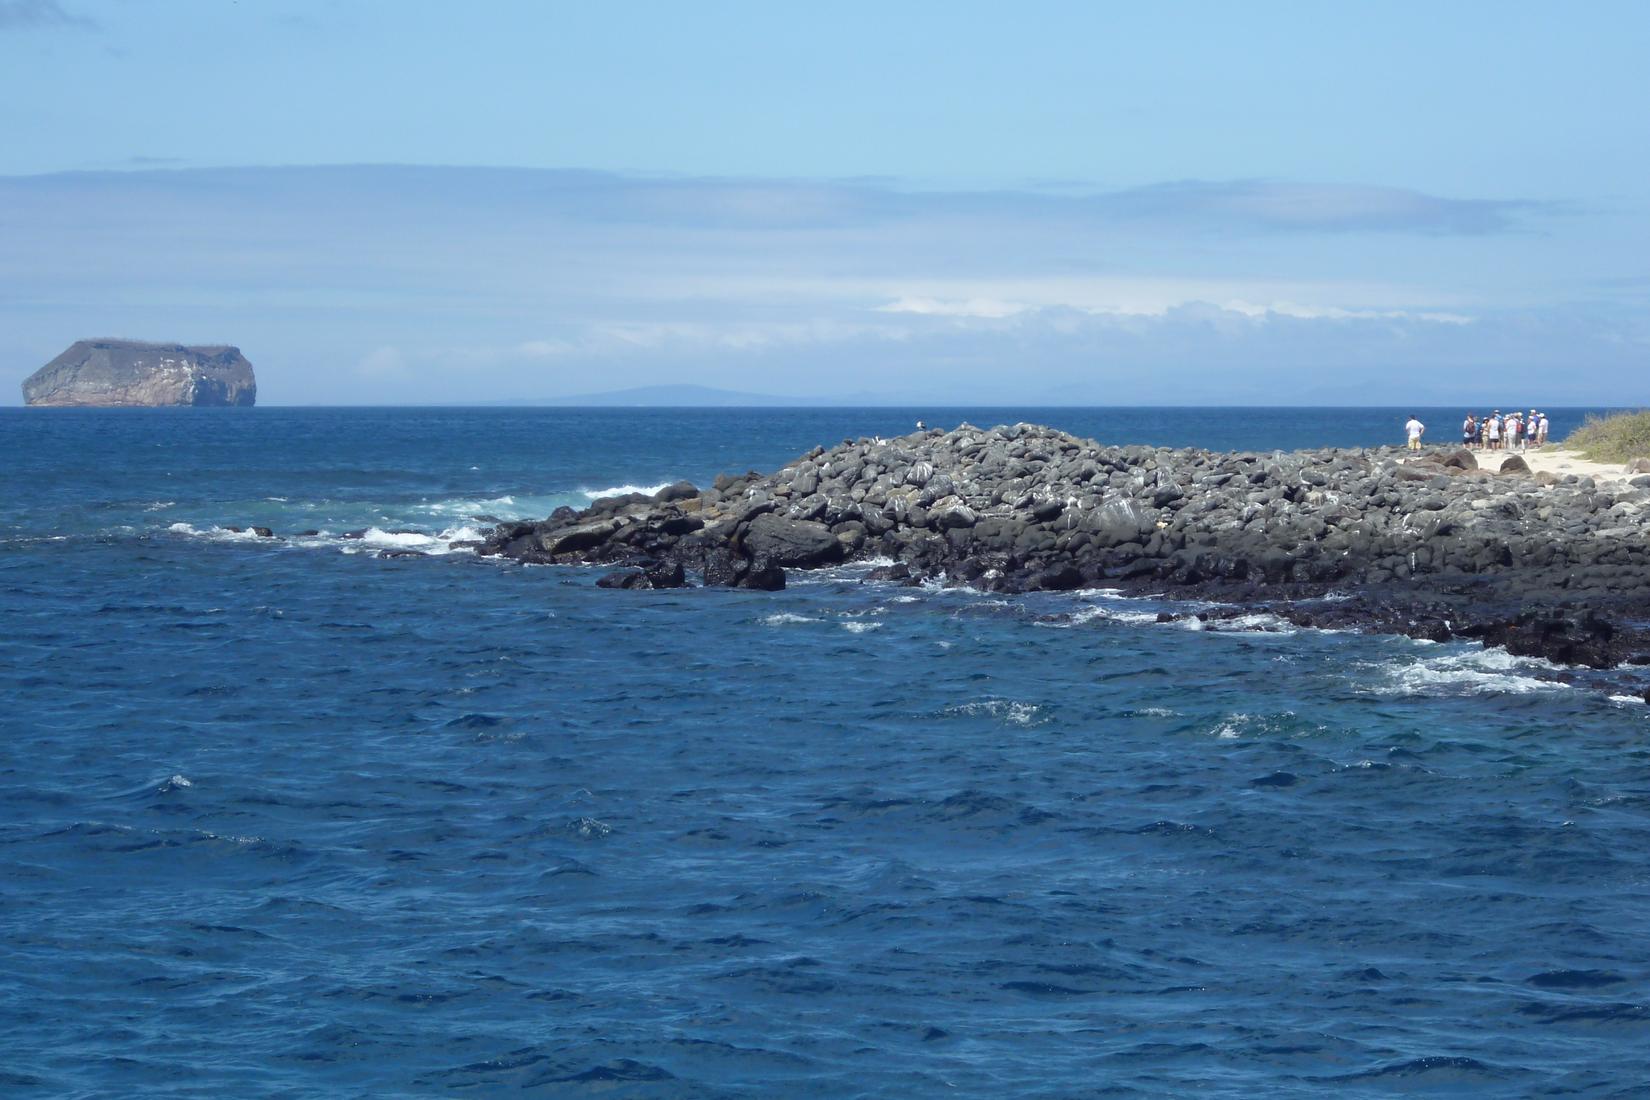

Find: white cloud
[874,297,1031,318]
[0,165,1640,404]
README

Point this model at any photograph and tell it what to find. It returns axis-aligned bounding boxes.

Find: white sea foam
[357,528,438,550]
[1211,711,1297,739]
[841,621,882,634]
[944,698,1048,727]
[761,612,821,626]
[1364,646,1571,697]
[416,494,514,515]
[345,525,487,556]
[1066,604,1162,627]
[412,492,584,522]
[166,522,265,543]
[1199,612,1298,635]
[580,482,671,501]
[1608,694,1646,705]
[167,518,487,557]
[143,500,175,511]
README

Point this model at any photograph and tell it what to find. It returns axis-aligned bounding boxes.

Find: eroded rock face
[23,340,256,407]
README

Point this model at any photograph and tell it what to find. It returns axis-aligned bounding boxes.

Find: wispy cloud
[1089,180,1554,235]
[0,164,1637,404]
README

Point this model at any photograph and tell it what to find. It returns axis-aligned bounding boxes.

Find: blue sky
[2,0,1647,404]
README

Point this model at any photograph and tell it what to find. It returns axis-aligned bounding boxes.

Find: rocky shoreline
[474,422,1650,695]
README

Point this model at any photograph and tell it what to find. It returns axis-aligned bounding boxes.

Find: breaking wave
[1362,646,1572,697]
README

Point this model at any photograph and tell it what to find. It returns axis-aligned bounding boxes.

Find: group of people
[1460,409,1548,451]
[1402,410,1551,452]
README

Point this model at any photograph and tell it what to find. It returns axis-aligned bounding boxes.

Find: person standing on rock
[1462,413,1477,449]
[1537,412,1550,445]
[1405,415,1426,451]
[1487,412,1501,451]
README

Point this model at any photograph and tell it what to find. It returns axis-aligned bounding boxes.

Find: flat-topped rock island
[478,422,1650,683]
[22,339,257,407]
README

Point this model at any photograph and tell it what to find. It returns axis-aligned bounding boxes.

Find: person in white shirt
[1405,416,1426,451]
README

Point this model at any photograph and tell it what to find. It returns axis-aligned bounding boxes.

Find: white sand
[1446,445,1644,486]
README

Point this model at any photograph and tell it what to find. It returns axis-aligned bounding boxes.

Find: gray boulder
[1441,448,1478,471]
[740,513,845,567]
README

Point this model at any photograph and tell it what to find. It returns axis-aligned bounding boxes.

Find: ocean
[3,406,1648,1097]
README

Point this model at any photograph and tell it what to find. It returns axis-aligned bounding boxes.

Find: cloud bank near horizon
[1,165,1644,405]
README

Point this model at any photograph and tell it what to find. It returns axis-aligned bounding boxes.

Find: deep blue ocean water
[3,406,1648,1098]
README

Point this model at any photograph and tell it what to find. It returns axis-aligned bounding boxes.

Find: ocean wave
[942,698,1048,727]
[341,525,486,556]
[167,522,268,544]
[410,492,584,521]
[580,482,671,501]
[1066,604,1162,627]
[167,521,486,557]
[761,612,822,626]
[1211,710,1302,739]
[1195,611,1299,635]
[1363,646,1572,697]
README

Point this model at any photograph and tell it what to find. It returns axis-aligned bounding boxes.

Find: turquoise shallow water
[3,407,1648,1098]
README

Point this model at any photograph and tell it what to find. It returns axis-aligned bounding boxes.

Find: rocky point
[473,422,1650,686]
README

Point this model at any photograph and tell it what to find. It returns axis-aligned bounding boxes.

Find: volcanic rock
[474,421,1650,678]
[23,340,257,407]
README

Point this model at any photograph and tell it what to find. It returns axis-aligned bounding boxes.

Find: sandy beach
[1465,444,1647,485]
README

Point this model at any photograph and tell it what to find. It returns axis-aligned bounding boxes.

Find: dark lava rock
[1441,448,1478,471]
[740,514,845,568]
[653,481,699,503]
[466,420,1650,686]
[1031,563,1084,591]
[597,561,686,590]
[644,561,687,589]
[1499,454,1532,475]
[23,339,256,407]
[739,561,787,590]
[251,526,274,538]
